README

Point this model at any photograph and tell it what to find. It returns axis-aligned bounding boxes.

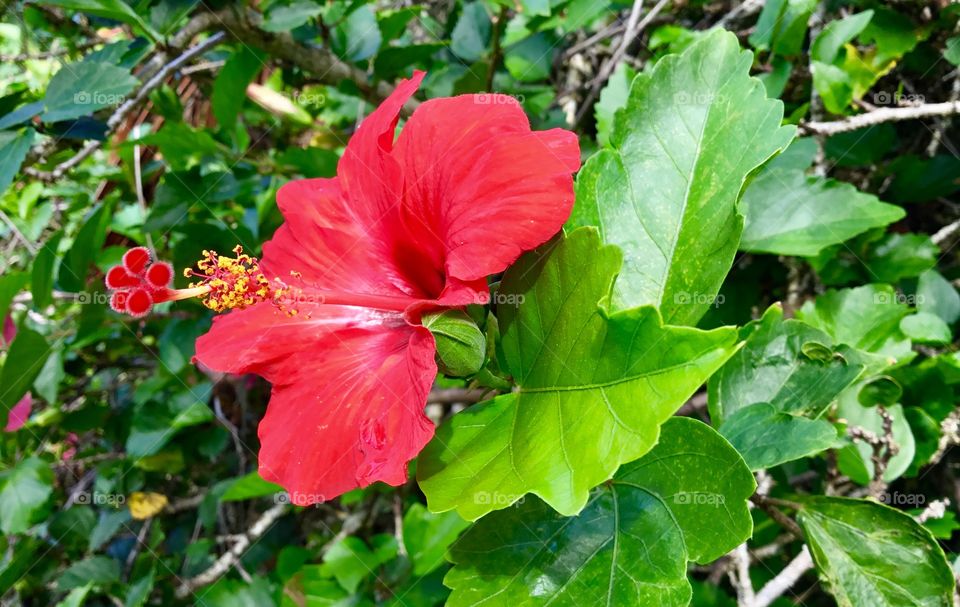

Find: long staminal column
[105,246,413,318]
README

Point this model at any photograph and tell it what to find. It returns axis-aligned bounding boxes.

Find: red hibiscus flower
[107,71,579,504]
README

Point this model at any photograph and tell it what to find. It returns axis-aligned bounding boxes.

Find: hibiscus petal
[5,394,31,432]
[393,94,581,281]
[266,178,415,298]
[193,303,437,503]
[337,71,425,225]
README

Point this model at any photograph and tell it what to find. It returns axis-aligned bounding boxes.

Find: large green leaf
[739,145,904,256]
[718,403,839,470]
[418,229,739,519]
[570,29,794,325]
[443,418,755,606]
[708,305,863,425]
[0,457,53,534]
[42,61,139,123]
[798,497,954,607]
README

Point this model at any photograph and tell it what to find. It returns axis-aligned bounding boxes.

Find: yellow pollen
[185,246,295,313]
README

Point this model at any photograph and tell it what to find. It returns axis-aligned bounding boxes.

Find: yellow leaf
[128,492,168,520]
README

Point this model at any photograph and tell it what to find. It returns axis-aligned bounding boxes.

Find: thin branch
[27,32,227,182]
[728,543,756,606]
[574,0,669,127]
[208,8,419,116]
[752,546,814,607]
[801,101,960,136]
[175,503,287,598]
[750,494,804,538]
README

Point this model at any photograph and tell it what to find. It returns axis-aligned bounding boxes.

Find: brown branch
[206,7,419,116]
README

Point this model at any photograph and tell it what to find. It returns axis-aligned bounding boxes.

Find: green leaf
[811,10,874,63]
[282,566,351,606]
[917,270,960,325]
[444,418,755,606]
[946,36,960,66]
[708,305,863,425]
[798,497,954,607]
[504,34,553,82]
[124,570,154,607]
[900,312,951,345]
[718,402,838,470]
[58,555,120,590]
[451,2,491,63]
[31,232,63,310]
[739,150,904,256]
[594,62,634,147]
[321,535,397,593]
[866,233,938,284]
[40,0,160,40]
[261,0,323,32]
[0,324,49,416]
[0,457,53,534]
[42,61,139,123]
[212,47,263,130]
[0,128,34,197]
[418,229,739,519]
[220,471,283,502]
[797,285,913,367]
[811,61,854,114]
[0,271,29,327]
[126,387,213,458]
[335,5,382,62]
[749,0,817,56]
[402,503,470,576]
[55,583,93,607]
[58,202,112,293]
[570,30,794,325]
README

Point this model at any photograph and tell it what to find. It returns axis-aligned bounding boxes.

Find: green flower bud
[422,310,486,377]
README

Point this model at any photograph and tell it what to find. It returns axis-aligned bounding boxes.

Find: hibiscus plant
[1,1,959,606]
